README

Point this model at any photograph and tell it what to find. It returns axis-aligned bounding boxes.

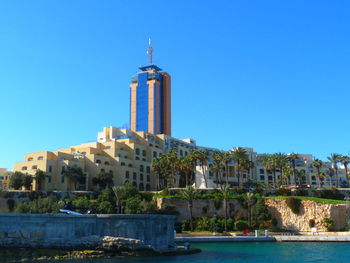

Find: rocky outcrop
[265,199,349,231]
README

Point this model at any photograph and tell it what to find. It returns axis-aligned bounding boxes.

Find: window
[268,176,273,181]
[121,162,125,166]
[147,174,150,182]
[146,184,151,191]
[153,151,157,158]
[28,157,34,161]
[133,172,137,180]
[146,166,150,173]
[48,176,52,183]
[180,150,183,156]
[260,175,265,181]
[105,146,111,150]
[96,160,101,164]
[38,156,44,160]
[49,166,52,173]
[136,157,140,160]
[142,158,146,162]
[140,165,144,172]
[101,169,105,172]
[22,166,27,171]
[132,181,137,187]
[185,152,188,156]
[139,183,144,191]
[140,174,144,181]
[61,176,65,183]
[126,171,130,178]
[32,165,38,170]
[104,161,110,165]
[109,170,113,176]
[61,166,65,174]
[124,156,128,159]
[136,148,140,155]
[311,176,316,181]
[260,169,264,174]
[128,164,133,167]
[142,150,146,157]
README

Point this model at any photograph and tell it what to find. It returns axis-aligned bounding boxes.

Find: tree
[288,153,299,185]
[62,165,86,190]
[295,169,306,186]
[231,147,249,187]
[327,153,341,188]
[219,184,231,232]
[222,152,233,184]
[275,153,288,187]
[34,170,48,190]
[192,150,209,188]
[339,155,350,187]
[92,171,114,190]
[9,171,25,190]
[178,156,193,187]
[209,161,222,188]
[181,186,198,231]
[312,159,323,188]
[166,150,179,187]
[23,174,33,190]
[282,164,292,185]
[244,192,256,228]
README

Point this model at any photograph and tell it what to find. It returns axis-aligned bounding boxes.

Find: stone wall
[156,198,247,222]
[0,213,175,250]
[265,199,349,231]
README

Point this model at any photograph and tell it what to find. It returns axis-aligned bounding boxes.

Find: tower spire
[146,38,153,65]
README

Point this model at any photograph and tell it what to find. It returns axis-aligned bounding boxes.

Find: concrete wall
[0,213,175,250]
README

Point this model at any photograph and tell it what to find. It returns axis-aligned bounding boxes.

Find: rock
[7,231,21,238]
[101,236,154,252]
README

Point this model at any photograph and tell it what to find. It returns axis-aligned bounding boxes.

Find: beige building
[0,168,9,189]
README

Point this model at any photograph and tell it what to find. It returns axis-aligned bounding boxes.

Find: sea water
[44,242,350,263]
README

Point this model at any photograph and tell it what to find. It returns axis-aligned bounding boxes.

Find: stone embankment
[265,199,349,231]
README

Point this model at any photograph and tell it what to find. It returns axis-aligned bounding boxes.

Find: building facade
[0,168,9,189]
[130,65,171,136]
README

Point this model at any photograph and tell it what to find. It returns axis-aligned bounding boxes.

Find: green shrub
[235,220,249,231]
[195,217,211,231]
[276,188,291,196]
[250,199,271,228]
[316,188,345,200]
[174,222,182,233]
[97,201,115,214]
[227,218,234,231]
[213,195,222,210]
[286,197,301,214]
[322,217,334,231]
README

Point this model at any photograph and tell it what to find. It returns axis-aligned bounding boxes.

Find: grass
[263,196,350,204]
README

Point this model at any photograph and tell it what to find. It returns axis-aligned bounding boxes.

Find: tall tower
[130,39,171,136]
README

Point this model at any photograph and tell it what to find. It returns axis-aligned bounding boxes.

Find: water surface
[48,242,350,263]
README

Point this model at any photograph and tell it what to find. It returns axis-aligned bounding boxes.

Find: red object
[243,229,250,234]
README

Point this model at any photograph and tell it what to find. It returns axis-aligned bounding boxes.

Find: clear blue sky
[0,0,349,170]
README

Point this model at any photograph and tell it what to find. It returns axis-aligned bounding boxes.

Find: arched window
[140,174,144,181]
[132,181,137,188]
[109,170,113,176]
[147,174,150,182]
[180,150,183,156]
[146,184,151,191]
[136,157,140,160]
[126,171,130,178]
[104,161,110,165]
[22,166,27,171]
[146,166,150,173]
[121,162,125,166]
[136,148,140,155]
[128,163,133,167]
[153,151,157,158]
[38,156,44,160]
[142,150,146,157]
[139,183,144,191]
[140,165,144,172]
[32,165,38,170]
[133,172,137,180]
[28,157,33,161]
[96,160,101,164]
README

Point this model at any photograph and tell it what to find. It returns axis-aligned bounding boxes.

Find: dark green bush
[213,195,222,210]
[316,188,345,200]
[286,197,301,214]
[322,217,334,231]
[174,222,182,233]
[235,220,249,231]
[7,199,15,212]
[276,188,291,196]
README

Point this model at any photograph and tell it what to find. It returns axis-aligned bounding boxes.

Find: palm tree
[339,155,350,187]
[327,167,335,187]
[219,184,231,232]
[209,161,223,188]
[34,169,48,190]
[182,186,198,231]
[312,159,323,188]
[178,156,193,187]
[244,192,255,228]
[282,164,292,185]
[222,152,233,184]
[327,153,341,188]
[166,150,179,187]
[193,150,209,188]
[62,165,85,190]
[295,169,306,186]
[288,153,299,185]
[213,152,224,185]
[231,148,249,187]
[151,157,163,190]
[275,153,288,187]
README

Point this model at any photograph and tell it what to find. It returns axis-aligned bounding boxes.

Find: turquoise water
[50,242,350,263]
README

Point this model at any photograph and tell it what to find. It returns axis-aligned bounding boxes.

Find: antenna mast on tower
[147,38,153,65]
